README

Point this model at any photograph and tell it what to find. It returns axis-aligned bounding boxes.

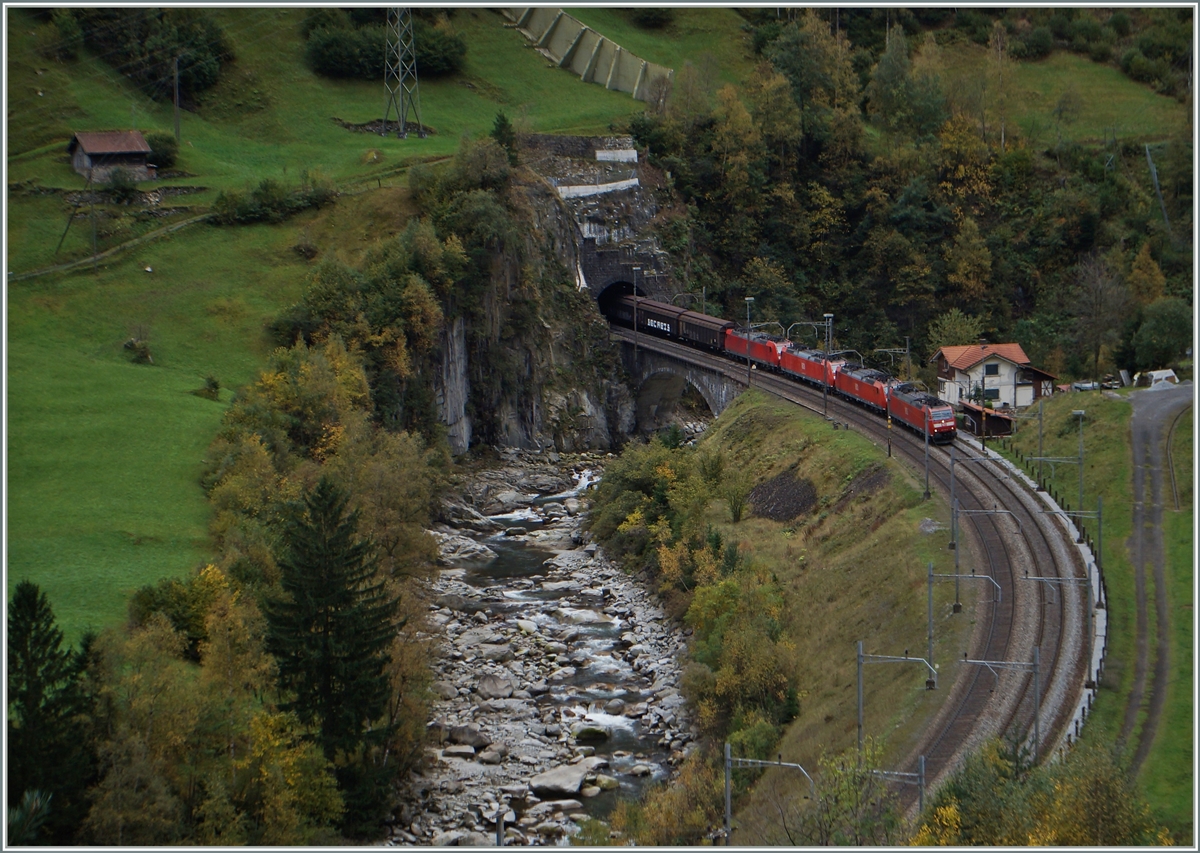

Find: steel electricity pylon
[382,8,425,138]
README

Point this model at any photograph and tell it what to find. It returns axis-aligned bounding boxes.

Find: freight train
[606,294,957,444]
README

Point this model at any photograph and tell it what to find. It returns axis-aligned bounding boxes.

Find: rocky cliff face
[434,168,636,454]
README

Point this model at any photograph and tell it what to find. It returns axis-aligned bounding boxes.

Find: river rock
[580,785,601,798]
[529,764,589,796]
[456,626,501,647]
[629,764,653,777]
[570,723,612,743]
[449,723,491,749]
[478,748,505,765]
[542,580,579,592]
[547,666,576,683]
[429,530,498,564]
[595,774,619,791]
[436,593,487,615]
[564,497,582,516]
[431,680,459,700]
[431,830,467,846]
[516,619,539,634]
[478,643,514,662]
[443,744,476,759]
[477,673,514,699]
[604,698,626,715]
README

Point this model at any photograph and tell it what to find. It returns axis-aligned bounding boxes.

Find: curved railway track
[611,328,1090,810]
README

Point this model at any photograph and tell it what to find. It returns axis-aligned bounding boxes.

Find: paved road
[1123,381,1193,775]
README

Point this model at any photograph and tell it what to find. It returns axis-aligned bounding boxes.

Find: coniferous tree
[264,477,400,834]
[265,477,398,757]
[490,110,518,166]
[7,581,95,844]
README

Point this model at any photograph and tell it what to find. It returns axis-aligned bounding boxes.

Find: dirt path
[1123,382,1193,775]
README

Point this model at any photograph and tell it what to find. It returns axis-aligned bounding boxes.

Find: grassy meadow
[687,390,974,843]
[936,39,1186,148]
[1000,391,1193,843]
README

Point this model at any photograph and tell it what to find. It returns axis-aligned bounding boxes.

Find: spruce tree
[491,110,518,165]
[7,581,95,843]
[264,477,398,761]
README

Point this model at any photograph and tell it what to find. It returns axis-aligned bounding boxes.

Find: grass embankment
[1143,404,1194,841]
[998,391,1193,843]
[670,391,973,843]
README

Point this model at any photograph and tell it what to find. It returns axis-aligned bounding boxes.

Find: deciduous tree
[926,308,986,356]
[1127,240,1167,305]
[1073,253,1131,379]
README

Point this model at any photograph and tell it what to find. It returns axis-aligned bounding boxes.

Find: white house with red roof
[930,343,1056,409]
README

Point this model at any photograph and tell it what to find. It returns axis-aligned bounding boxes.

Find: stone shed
[67,130,156,182]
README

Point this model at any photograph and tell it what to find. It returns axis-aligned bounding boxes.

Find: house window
[984,363,999,376]
[983,388,1000,400]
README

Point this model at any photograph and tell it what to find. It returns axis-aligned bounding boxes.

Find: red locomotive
[780,345,845,389]
[724,328,790,370]
[887,383,957,445]
[603,295,957,444]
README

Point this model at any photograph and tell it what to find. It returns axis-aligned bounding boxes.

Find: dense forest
[635,8,1192,381]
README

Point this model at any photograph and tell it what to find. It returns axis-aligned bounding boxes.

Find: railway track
[610,328,1091,810]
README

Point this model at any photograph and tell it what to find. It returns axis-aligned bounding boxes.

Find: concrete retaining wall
[556,177,640,199]
[502,8,673,102]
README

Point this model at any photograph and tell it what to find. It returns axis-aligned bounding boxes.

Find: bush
[35,10,82,61]
[630,9,674,29]
[304,20,465,80]
[1122,48,1168,84]
[75,9,230,102]
[1108,11,1131,37]
[1133,297,1192,370]
[414,19,466,77]
[105,167,139,202]
[955,9,995,44]
[299,8,351,39]
[1019,26,1054,59]
[212,175,335,226]
[144,131,178,170]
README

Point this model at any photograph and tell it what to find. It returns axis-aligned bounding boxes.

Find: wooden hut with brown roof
[67,130,155,182]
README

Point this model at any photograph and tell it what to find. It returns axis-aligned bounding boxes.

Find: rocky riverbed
[386,449,698,846]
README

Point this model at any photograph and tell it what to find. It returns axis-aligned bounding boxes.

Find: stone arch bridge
[609,327,744,432]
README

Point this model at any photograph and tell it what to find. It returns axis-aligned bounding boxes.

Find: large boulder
[428,530,498,565]
[449,723,491,749]
[477,673,514,700]
[570,722,612,743]
[529,764,589,797]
